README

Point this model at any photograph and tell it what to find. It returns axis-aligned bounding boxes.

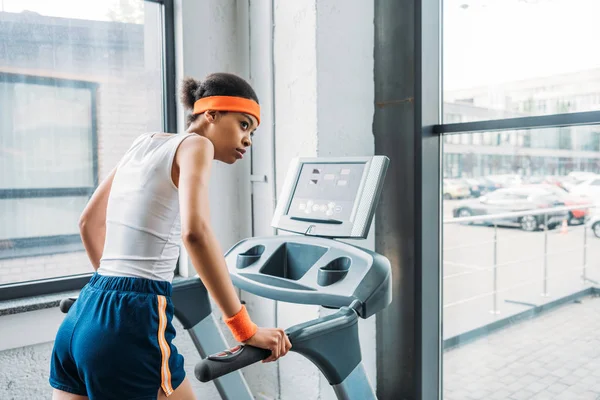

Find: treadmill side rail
[286,305,362,386]
[332,363,377,400]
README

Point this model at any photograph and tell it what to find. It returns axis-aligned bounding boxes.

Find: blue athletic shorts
[49,273,186,399]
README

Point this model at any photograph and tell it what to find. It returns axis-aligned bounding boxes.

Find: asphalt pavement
[442,200,600,339]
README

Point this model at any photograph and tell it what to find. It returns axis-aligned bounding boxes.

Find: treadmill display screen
[286,162,366,223]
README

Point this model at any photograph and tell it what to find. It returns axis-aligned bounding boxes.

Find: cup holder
[236,245,265,269]
[317,257,351,286]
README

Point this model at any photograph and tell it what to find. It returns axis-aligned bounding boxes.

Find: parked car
[443,179,470,200]
[544,176,574,192]
[568,171,598,183]
[461,178,499,198]
[569,176,600,202]
[458,178,481,198]
[487,174,522,188]
[452,187,569,232]
[521,184,592,225]
[524,176,546,184]
[587,212,600,238]
[480,177,503,192]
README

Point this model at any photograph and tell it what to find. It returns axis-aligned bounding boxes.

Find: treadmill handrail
[195,303,363,385]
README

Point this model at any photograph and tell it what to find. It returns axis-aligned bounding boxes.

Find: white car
[443,179,471,200]
[587,212,600,238]
[569,176,600,202]
[568,171,598,182]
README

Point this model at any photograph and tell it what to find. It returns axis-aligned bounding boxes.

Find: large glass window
[0,0,165,286]
[443,128,600,399]
[442,2,600,398]
[444,0,600,123]
[443,131,600,397]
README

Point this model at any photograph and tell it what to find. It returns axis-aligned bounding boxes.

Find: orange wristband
[225,305,258,343]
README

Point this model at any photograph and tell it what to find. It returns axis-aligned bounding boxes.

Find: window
[441,3,600,398]
[0,74,97,260]
[576,128,600,151]
[443,128,600,399]
[0,0,172,294]
[443,0,600,123]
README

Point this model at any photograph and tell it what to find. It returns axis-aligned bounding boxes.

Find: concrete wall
[274,1,376,399]
[272,2,321,397]
[0,1,377,399]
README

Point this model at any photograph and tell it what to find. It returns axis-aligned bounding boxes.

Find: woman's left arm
[78,166,118,270]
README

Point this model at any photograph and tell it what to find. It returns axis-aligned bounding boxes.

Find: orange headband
[193,96,261,126]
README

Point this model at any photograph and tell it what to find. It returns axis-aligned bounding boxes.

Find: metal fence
[443,204,598,317]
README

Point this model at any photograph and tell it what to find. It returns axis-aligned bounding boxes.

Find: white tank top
[97,132,196,282]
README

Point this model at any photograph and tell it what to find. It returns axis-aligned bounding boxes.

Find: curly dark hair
[180,72,259,127]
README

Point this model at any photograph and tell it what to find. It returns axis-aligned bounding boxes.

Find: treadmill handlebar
[195,343,274,383]
[195,301,362,384]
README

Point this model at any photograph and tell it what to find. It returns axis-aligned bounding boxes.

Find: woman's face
[202,111,258,164]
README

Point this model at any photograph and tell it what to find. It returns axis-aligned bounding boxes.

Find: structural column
[273,1,377,399]
[374,0,442,399]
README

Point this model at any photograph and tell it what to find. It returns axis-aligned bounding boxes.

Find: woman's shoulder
[178,133,212,150]
[174,134,215,164]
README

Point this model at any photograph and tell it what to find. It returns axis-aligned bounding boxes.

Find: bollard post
[542,213,549,297]
[491,223,500,314]
[583,222,588,284]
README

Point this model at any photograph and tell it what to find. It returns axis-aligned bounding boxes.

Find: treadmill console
[225,156,391,319]
[272,156,389,239]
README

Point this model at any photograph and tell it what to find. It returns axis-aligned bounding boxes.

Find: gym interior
[2,1,600,399]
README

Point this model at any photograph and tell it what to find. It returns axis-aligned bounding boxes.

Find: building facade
[443,69,600,178]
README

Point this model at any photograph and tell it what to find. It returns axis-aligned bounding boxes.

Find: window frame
[435,109,600,136]
[0,0,177,301]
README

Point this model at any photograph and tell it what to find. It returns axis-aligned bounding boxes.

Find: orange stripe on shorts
[157,295,173,396]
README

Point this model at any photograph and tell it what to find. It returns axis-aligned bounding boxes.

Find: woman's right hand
[244,327,292,363]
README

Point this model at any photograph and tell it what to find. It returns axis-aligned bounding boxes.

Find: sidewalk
[443,294,600,400]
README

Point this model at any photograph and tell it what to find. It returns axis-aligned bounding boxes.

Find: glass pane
[443,127,600,399]
[0,0,164,284]
[443,0,600,122]
[0,197,88,240]
[0,81,94,188]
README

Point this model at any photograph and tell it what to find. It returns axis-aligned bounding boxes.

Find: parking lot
[442,200,600,339]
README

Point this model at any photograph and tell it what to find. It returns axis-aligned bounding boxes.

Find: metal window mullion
[160,0,177,134]
[0,188,95,199]
[435,110,600,135]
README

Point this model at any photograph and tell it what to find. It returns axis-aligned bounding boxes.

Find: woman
[50,72,292,400]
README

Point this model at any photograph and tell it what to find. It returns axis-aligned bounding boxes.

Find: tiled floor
[444,294,600,400]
